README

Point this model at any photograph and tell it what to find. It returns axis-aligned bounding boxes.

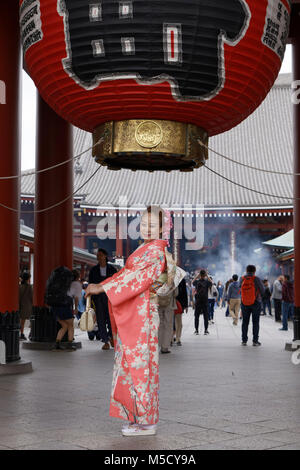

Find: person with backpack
[227,274,241,326]
[44,266,76,351]
[193,269,212,335]
[240,265,265,347]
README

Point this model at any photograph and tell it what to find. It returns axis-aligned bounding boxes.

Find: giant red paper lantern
[20,0,291,171]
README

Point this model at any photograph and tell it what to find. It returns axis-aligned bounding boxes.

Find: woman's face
[140,213,161,241]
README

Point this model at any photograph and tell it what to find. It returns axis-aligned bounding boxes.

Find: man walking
[88,248,117,350]
[240,265,265,347]
[193,270,212,335]
[280,275,294,331]
[227,274,241,326]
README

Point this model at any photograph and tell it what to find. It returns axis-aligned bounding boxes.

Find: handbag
[79,295,95,332]
[174,300,183,315]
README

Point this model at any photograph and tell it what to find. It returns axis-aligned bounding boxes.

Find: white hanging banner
[262,0,291,61]
[20,0,43,54]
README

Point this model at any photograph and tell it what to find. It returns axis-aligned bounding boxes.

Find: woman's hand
[85,284,104,297]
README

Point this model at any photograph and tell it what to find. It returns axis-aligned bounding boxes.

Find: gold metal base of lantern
[92,120,208,172]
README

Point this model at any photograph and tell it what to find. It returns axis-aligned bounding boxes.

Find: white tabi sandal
[121,423,157,437]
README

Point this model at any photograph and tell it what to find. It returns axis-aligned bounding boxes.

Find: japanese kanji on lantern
[20,0,291,172]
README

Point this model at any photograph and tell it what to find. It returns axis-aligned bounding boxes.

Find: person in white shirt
[68,270,82,318]
[208,278,218,324]
[272,276,284,323]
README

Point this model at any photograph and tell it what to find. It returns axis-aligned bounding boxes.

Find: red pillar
[126,236,131,259]
[77,217,88,249]
[33,94,73,306]
[0,1,21,312]
[293,29,300,343]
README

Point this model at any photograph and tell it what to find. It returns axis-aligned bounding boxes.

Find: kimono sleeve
[102,245,166,307]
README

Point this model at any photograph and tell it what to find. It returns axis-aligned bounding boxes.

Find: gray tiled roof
[21,73,294,209]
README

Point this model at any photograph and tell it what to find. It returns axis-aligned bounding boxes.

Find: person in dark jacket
[216,281,224,308]
[173,278,188,346]
[88,248,118,350]
[193,270,212,335]
[280,275,294,331]
[261,279,272,316]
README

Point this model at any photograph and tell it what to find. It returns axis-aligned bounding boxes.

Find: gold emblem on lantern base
[135,121,163,148]
[93,119,208,172]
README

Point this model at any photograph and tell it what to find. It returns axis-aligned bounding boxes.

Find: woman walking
[86,206,183,437]
[48,267,77,352]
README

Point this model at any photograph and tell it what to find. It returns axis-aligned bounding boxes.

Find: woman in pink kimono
[85,206,184,436]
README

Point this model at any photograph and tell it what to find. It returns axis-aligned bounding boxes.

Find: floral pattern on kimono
[101,239,168,425]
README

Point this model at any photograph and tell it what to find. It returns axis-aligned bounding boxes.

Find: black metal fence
[0,311,20,362]
[30,307,69,342]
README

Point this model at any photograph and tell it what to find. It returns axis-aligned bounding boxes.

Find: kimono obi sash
[150,271,168,297]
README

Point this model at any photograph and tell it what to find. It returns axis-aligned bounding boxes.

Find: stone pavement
[0,307,299,451]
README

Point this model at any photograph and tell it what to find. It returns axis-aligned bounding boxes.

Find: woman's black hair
[246,265,256,274]
[97,248,108,257]
[72,269,80,281]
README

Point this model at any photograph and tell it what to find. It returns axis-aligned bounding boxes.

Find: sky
[21,45,293,171]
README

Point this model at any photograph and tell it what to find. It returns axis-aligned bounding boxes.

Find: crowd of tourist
[19,251,295,350]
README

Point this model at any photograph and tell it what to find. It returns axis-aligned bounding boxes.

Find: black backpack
[44,266,74,307]
[195,280,208,302]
